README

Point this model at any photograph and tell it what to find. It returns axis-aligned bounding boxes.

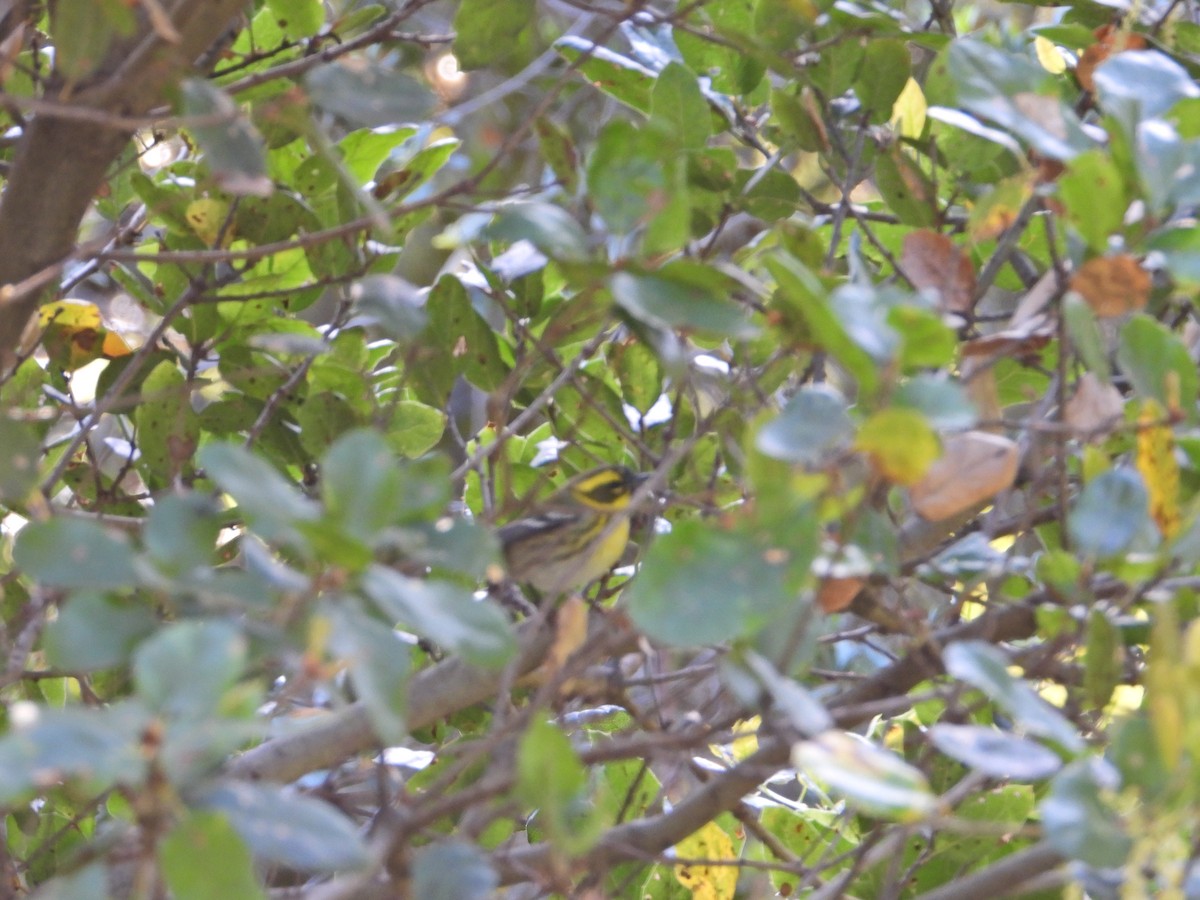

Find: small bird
[497,464,649,599]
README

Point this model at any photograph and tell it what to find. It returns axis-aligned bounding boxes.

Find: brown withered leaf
[901,230,976,314]
[959,312,1054,359]
[910,431,1019,521]
[1070,254,1150,318]
[1076,25,1148,93]
[817,576,865,614]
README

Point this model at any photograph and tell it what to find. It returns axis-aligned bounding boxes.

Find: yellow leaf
[1136,399,1180,538]
[1034,36,1068,74]
[38,299,133,371]
[855,409,941,486]
[1147,602,1184,769]
[890,77,927,140]
[674,822,737,900]
[186,197,233,246]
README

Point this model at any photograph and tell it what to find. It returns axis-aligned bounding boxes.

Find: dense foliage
[1,0,1199,896]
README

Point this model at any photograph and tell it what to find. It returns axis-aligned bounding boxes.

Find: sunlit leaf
[855,408,941,486]
[793,731,938,821]
[944,642,1085,751]
[928,725,1062,780]
[673,822,738,898]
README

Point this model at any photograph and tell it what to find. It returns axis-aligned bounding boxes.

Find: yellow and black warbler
[497,465,648,598]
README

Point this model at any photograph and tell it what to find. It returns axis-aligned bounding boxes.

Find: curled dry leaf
[1069,254,1150,318]
[901,230,976,314]
[1064,372,1124,437]
[817,576,865,614]
[959,313,1054,359]
[910,431,1019,521]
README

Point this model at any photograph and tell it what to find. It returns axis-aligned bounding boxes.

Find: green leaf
[874,146,937,226]
[327,601,410,744]
[14,519,137,590]
[555,36,654,113]
[264,0,323,39]
[351,274,428,341]
[43,593,157,672]
[1116,315,1199,421]
[587,119,669,233]
[453,0,535,70]
[0,704,150,803]
[625,516,816,646]
[133,620,247,721]
[322,429,406,543]
[198,442,319,543]
[362,566,516,668]
[611,268,758,339]
[426,275,508,390]
[485,203,590,263]
[305,61,434,127]
[767,252,879,395]
[792,731,937,821]
[535,118,580,192]
[339,127,418,184]
[179,79,271,197]
[943,641,1085,751]
[928,725,1062,780]
[135,361,200,487]
[0,416,41,502]
[1058,150,1127,253]
[295,392,360,457]
[1068,469,1151,559]
[144,494,222,575]
[517,718,602,855]
[1040,759,1131,867]
[674,0,764,95]
[160,810,266,900]
[893,375,977,429]
[384,516,497,580]
[756,385,853,465]
[389,401,447,458]
[194,781,371,872]
[411,842,498,900]
[854,40,911,122]
[649,62,712,150]
[888,305,957,369]
[1062,293,1111,376]
[1084,607,1123,709]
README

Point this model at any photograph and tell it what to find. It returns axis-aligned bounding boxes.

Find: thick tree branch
[227,616,564,783]
[491,600,1039,885]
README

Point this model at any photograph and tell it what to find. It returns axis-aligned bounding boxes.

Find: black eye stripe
[588,480,626,502]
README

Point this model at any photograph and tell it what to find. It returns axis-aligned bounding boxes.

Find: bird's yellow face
[566,465,644,512]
